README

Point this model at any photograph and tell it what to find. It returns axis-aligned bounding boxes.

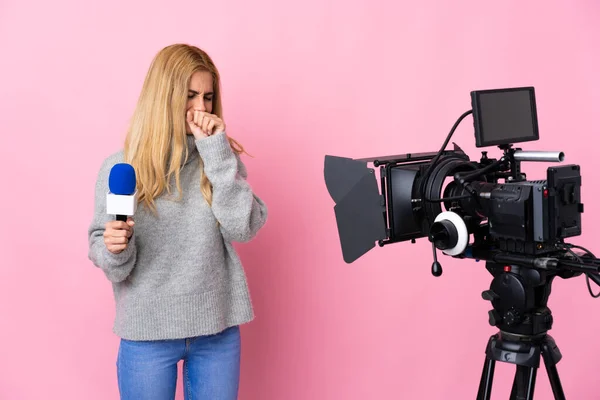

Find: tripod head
[466,244,600,335]
[482,261,574,337]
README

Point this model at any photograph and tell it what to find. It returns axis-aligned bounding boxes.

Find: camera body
[324,86,584,264]
[386,147,583,259]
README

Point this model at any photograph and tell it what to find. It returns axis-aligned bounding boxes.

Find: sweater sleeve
[195,132,268,243]
[87,156,137,282]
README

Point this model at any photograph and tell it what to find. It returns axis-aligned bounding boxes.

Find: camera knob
[504,308,521,326]
[488,310,502,326]
[482,290,499,302]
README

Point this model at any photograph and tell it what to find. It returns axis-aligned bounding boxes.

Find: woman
[87,43,268,400]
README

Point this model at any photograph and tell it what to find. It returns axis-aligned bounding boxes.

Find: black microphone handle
[116,215,128,222]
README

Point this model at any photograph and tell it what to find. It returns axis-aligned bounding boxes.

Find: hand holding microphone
[105,163,137,255]
[104,218,134,254]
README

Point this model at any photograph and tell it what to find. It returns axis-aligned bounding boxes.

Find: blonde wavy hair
[124,44,245,213]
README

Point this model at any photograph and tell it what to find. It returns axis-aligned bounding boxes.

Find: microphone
[106,163,137,222]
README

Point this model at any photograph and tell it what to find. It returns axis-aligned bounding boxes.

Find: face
[186,70,214,133]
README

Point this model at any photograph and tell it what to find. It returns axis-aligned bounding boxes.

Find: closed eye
[188,90,214,101]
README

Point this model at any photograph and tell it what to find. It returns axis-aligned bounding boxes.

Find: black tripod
[475,261,573,400]
[477,331,564,399]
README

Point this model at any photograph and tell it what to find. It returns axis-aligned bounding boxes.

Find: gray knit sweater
[87,132,268,341]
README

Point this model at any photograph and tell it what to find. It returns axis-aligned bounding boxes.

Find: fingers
[193,110,204,129]
[196,112,210,135]
[107,235,129,245]
[126,218,135,237]
[105,238,128,255]
[103,231,128,241]
[207,114,224,134]
[191,110,205,137]
[205,119,215,134]
[104,219,134,254]
[103,229,129,241]
[201,115,209,132]
[105,220,133,231]
[104,221,134,239]
[186,110,194,130]
[104,231,130,254]
[202,117,213,134]
[107,244,127,254]
[190,111,223,136]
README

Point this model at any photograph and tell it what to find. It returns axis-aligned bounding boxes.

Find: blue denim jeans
[116,325,241,400]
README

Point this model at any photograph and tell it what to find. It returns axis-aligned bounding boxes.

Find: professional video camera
[324,87,600,399]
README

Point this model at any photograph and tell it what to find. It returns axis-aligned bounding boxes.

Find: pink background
[1,1,599,399]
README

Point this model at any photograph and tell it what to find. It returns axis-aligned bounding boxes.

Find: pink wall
[1,1,599,399]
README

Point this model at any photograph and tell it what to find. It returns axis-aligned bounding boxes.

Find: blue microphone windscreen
[108,163,137,195]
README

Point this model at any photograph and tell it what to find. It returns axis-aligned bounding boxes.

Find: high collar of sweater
[182,134,199,166]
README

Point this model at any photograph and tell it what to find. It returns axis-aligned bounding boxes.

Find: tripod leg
[476,358,495,400]
[509,365,537,400]
[541,343,566,400]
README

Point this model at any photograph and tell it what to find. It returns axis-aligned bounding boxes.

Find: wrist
[194,129,225,141]
[193,132,208,140]
[196,131,233,164]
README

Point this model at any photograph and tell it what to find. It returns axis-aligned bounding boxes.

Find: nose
[191,94,206,111]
